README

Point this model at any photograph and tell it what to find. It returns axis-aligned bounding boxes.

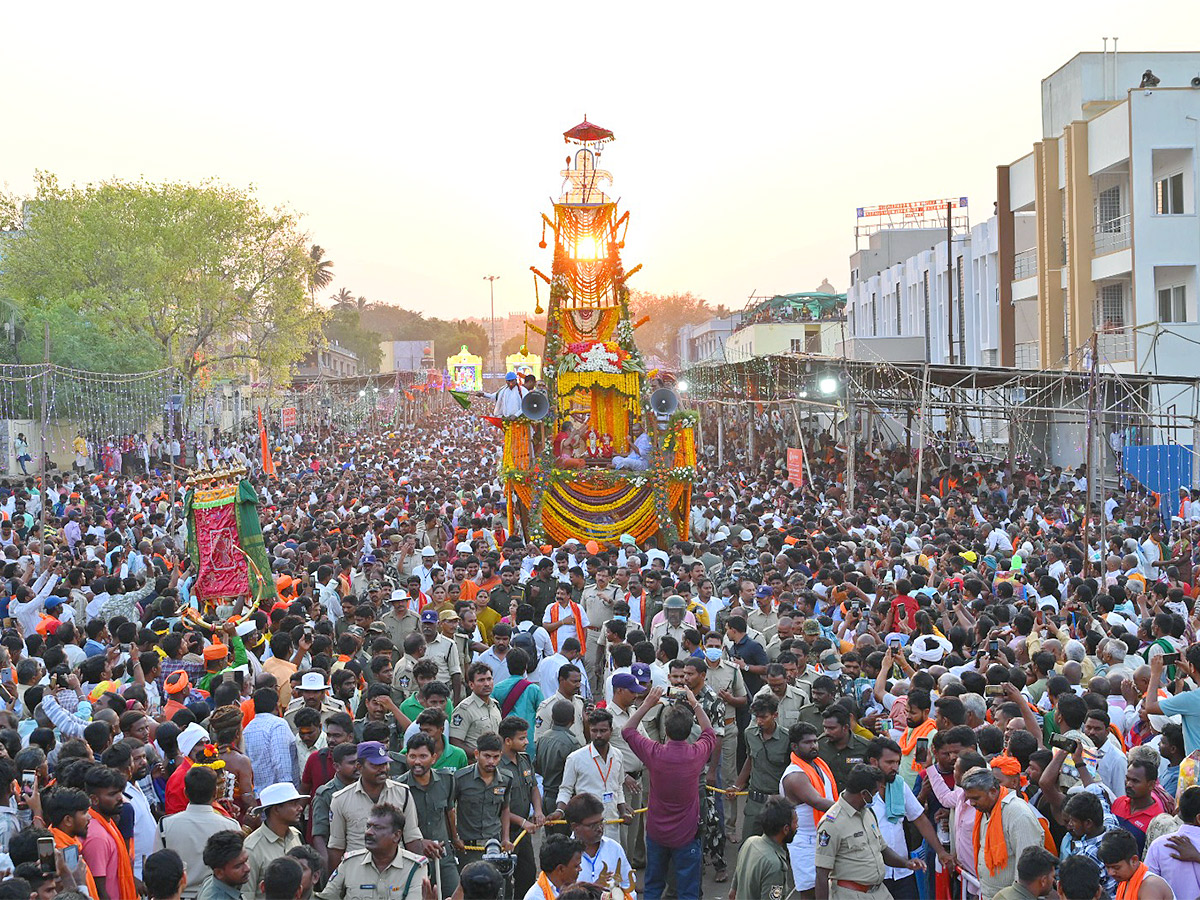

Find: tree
[628,290,724,367]
[501,331,544,358]
[331,287,355,308]
[0,173,326,384]
[308,244,334,299]
[324,307,383,373]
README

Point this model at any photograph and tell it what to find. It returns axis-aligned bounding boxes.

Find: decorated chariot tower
[501,118,696,547]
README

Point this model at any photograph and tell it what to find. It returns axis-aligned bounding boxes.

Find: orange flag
[258,408,275,476]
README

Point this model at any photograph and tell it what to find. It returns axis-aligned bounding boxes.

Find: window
[871,292,878,335]
[1157,173,1185,215]
[1099,284,1125,329]
[1159,284,1187,323]
[1096,185,1121,231]
[789,338,804,353]
[895,283,902,334]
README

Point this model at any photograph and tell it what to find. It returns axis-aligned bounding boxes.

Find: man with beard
[319,803,432,900]
[863,737,951,899]
[398,734,457,898]
[101,740,157,880]
[555,710,632,842]
[732,796,796,900]
[781,723,838,896]
[82,764,138,900]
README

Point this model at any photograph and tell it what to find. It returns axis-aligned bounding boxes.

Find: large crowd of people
[0,402,1197,900]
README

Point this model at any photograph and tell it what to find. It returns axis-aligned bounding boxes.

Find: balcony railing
[1094,214,1131,255]
[1097,325,1134,363]
[1013,248,1038,280]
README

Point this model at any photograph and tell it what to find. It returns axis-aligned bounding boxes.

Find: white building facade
[844,218,1001,367]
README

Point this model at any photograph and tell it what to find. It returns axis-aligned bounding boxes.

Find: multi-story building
[998,50,1200,376]
[294,341,361,382]
[676,313,742,366]
[844,218,1002,367]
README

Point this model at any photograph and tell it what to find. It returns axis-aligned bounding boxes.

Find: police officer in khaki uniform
[390,634,424,705]
[449,662,502,762]
[242,783,306,900]
[328,743,424,872]
[755,664,808,732]
[450,732,513,868]
[817,704,872,792]
[380,590,420,660]
[814,764,925,900]
[318,802,430,900]
[734,694,793,838]
[419,610,463,700]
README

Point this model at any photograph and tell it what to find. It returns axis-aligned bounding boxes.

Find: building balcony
[1094,215,1131,255]
[1014,248,1038,280]
[1097,326,1134,364]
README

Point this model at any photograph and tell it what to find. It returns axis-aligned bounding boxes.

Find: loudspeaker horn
[650,388,679,416]
[1191,76,1200,88]
[521,390,550,420]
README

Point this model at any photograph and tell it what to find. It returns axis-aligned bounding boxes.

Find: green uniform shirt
[817,733,872,793]
[451,764,512,842]
[499,751,537,819]
[744,723,792,798]
[732,834,793,900]
[397,769,454,842]
[311,775,351,841]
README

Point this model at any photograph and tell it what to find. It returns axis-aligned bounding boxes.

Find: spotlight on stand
[818,376,839,395]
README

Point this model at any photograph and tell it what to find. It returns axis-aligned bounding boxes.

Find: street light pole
[483,275,500,377]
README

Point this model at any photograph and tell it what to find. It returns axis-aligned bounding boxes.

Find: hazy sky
[5,2,1200,320]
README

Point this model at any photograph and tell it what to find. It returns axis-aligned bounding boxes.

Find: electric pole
[483,275,500,377]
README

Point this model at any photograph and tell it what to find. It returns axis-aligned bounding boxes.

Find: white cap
[234,620,257,637]
[1149,713,1183,732]
[178,723,210,758]
[739,529,753,541]
[258,782,310,809]
[421,547,436,557]
[456,542,473,554]
[390,589,410,603]
[298,672,329,691]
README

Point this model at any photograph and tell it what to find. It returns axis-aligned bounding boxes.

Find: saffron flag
[258,408,275,476]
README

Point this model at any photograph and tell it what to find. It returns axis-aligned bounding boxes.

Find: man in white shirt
[553,709,631,842]
[481,373,527,418]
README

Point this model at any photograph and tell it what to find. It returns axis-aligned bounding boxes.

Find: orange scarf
[972,786,1010,877]
[897,719,936,774]
[535,870,557,900]
[52,827,98,900]
[788,753,838,826]
[1116,862,1148,900]
[88,809,137,900]
[549,601,586,653]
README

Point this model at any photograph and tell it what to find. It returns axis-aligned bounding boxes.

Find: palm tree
[332,287,355,308]
[355,295,369,314]
[308,245,335,299]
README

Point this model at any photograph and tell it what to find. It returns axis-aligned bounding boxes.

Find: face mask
[704,648,723,662]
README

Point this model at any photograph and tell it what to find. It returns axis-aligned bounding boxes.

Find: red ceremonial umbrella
[563,116,614,144]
